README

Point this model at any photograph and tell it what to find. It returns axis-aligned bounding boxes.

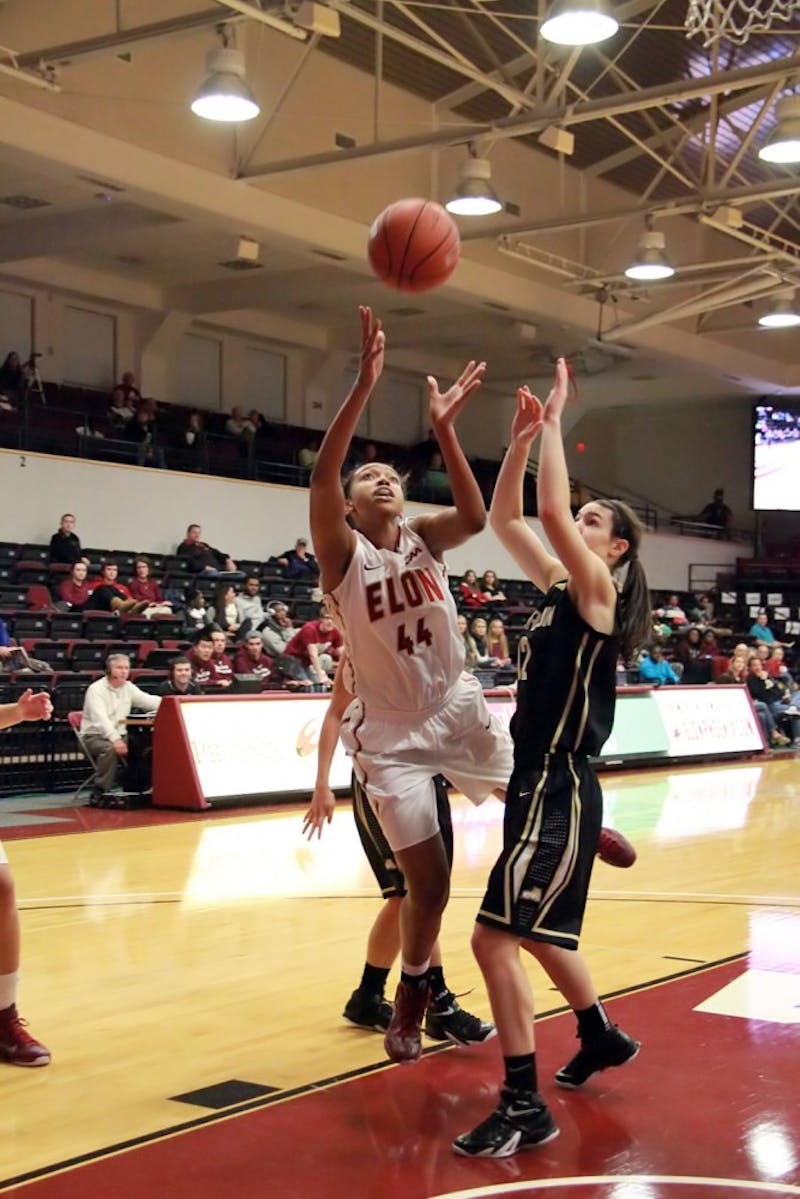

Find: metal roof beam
[240,52,800,178]
[15,9,232,68]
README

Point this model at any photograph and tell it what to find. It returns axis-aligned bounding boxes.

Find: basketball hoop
[685,0,800,46]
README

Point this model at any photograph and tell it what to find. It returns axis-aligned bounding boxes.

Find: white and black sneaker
[453,1088,559,1158]
[425,996,496,1046]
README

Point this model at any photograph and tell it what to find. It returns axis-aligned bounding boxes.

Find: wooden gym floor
[0,755,798,1198]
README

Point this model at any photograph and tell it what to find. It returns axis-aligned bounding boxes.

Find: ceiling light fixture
[540,0,619,46]
[758,95,800,164]
[190,46,260,122]
[625,221,675,281]
[445,157,503,217]
[758,292,800,328]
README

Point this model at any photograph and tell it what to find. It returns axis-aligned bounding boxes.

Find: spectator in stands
[765,644,797,686]
[746,655,798,745]
[208,584,239,636]
[49,513,89,566]
[184,589,208,631]
[126,406,166,469]
[748,610,791,647]
[89,561,148,615]
[109,371,141,416]
[159,656,201,697]
[260,601,294,659]
[128,557,172,614]
[57,561,94,611]
[281,610,342,688]
[469,616,499,668]
[187,628,229,688]
[459,569,491,610]
[235,574,268,638]
[0,352,26,409]
[209,627,235,686]
[480,570,508,608]
[653,594,689,627]
[673,627,706,683]
[697,488,732,533]
[277,538,319,580]
[486,617,512,668]
[421,450,451,501]
[638,644,680,686]
[178,524,240,577]
[410,427,437,470]
[298,436,320,474]
[225,407,256,441]
[456,613,479,671]
[80,653,161,801]
[233,633,277,686]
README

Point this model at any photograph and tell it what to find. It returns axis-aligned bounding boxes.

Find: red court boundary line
[0,951,747,1194]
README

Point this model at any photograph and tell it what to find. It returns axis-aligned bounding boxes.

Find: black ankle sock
[359,963,390,995]
[400,969,429,990]
[504,1053,537,1094]
[427,966,451,1007]
[576,1001,611,1041]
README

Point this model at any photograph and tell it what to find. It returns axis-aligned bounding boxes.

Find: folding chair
[66,711,130,808]
[66,711,98,803]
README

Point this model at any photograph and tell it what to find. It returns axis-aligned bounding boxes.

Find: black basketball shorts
[476,752,602,950]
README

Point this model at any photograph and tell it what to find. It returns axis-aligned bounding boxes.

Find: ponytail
[597,499,652,664]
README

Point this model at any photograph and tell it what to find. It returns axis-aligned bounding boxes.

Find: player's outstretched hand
[511,386,544,449]
[303,784,336,840]
[427,360,485,430]
[357,305,385,393]
[542,357,571,422]
[15,689,53,723]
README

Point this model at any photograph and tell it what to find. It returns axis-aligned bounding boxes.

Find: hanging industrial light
[540,0,619,46]
[624,219,675,281]
[191,44,260,122]
[759,96,800,164]
[445,157,503,217]
[758,292,800,328]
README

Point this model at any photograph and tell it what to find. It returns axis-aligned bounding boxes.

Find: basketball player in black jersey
[454,360,652,1158]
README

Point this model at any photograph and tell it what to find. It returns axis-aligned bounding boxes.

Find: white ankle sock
[401,959,430,977]
[0,971,19,1011]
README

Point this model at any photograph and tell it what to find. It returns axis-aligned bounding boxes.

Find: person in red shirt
[57,561,94,611]
[233,633,278,688]
[128,557,172,611]
[186,629,230,688]
[88,561,148,615]
[458,569,491,609]
[209,627,235,686]
[282,612,343,688]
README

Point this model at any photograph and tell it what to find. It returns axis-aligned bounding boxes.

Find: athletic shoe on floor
[342,988,392,1032]
[453,1088,558,1158]
[0,1004,50,1067]
[555,1025,640,1088]
[425,996,496,1045]
[384,980,429,1064]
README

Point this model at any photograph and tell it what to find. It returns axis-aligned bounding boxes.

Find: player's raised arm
[489,386,564,595]
[413,361,488,556]
[310,307,385,590]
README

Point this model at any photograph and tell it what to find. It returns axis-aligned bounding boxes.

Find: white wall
[0,449,746,590]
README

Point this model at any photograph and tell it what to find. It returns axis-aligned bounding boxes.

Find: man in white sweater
[80,654,160,799]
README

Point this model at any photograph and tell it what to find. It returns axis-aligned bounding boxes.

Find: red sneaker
[384,980,429,1064]
[0,1004,51,1067]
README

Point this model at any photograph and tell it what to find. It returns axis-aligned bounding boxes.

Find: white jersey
[326,522,465,714]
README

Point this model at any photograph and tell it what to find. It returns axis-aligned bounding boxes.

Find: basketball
[597,826,637,868]
[367,198,460,293]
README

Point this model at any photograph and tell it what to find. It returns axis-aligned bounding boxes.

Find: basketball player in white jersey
[310,307,513,1064]
[0,689,52,1067]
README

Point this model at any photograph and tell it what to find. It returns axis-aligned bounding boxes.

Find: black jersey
[511,580,620,767]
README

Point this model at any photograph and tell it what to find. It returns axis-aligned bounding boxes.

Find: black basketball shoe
[555,1025,640,1089]
[424,995,496,1046]
[342,989,393,1032]
[453,1088,559,1158]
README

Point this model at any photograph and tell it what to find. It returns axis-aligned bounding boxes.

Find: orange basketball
[368,198,460,293]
